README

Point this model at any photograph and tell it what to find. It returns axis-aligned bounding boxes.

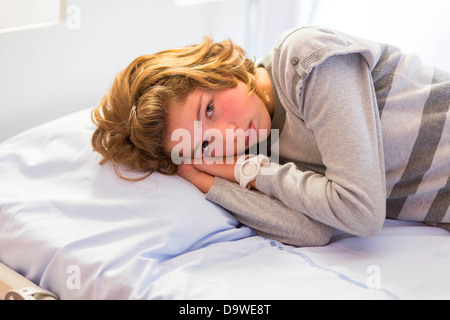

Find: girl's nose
[222,121,238,132]
[211,121,238,140]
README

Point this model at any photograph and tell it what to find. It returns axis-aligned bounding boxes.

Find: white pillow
[0,108,252,299]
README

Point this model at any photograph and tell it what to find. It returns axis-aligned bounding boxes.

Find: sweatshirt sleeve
[257,53,387,238]
[206,177,334,247]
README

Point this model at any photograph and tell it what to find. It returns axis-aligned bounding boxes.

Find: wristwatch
[234,154,270,189]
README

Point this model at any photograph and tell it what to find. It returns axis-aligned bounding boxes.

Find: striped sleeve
[373,45,450,223]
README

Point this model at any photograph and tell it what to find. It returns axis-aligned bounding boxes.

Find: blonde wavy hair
[91,36,264,180]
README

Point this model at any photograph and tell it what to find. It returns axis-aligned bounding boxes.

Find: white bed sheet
[0,108,449,300]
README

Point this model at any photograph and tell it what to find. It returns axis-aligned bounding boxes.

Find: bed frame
[0,263,57,300]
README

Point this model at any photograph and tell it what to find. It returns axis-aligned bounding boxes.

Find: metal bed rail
[0,263,57,300]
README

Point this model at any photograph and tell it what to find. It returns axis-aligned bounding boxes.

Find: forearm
[177,163,215,194]
[256,54,387,238]
[206,177,333,247]
[255,162,385,237]
[191,173,214,194]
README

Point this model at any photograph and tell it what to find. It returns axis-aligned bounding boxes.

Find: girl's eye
[205,101,214,119]
[202,101,214,153]
[202,140,209,152]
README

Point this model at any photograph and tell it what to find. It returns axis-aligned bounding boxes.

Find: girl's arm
[206,177,334,247]
[177,163,214,194]
[178,163,333,247]
[256,54,386,238]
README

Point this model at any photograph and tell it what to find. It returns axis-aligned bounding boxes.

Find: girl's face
[165,81,272,162]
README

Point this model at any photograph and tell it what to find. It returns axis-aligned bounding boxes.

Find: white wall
[307,0,450,71]
[0,0,63,33]
[0,0,300,142]
[1,0,449,142]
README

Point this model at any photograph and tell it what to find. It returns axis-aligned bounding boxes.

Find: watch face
[242,162,258,177]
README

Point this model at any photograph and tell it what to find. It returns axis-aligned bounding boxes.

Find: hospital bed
[1,108,449,300]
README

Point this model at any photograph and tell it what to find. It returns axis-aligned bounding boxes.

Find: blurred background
[1,0,449,142]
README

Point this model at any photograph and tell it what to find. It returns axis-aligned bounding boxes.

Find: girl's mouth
[245,121,257,146]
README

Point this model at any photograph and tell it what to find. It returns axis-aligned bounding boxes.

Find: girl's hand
[192,157,237,184]
[177,163,214,194]
[194,156,267,190]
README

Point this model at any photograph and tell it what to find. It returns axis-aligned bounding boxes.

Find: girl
[91,26,450,247]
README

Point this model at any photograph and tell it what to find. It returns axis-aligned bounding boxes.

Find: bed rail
[0,263,57,300]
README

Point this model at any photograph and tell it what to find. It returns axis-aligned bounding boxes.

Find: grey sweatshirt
[206,27,450,246]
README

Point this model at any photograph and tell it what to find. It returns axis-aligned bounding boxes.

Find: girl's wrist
[191,172,214,194]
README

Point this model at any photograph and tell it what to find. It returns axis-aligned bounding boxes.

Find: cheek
[221,96,243,115]
[223,105,245,120]
[164,115,196,160]
[218,85,251,116]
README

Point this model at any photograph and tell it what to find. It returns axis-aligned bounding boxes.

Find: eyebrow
[192,94,203,159]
